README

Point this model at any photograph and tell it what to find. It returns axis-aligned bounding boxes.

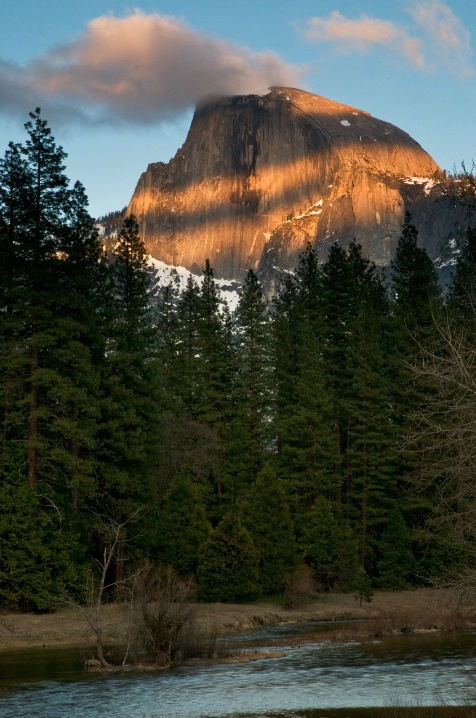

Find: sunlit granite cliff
[127,87,467,289]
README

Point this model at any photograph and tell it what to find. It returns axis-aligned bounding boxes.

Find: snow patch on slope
[148,257,241,312]
[401,177,437,195]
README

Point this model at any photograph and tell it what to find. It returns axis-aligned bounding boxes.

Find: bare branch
[438,161,476,212]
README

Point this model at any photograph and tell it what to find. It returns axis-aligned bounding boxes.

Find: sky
[0,0,474,218]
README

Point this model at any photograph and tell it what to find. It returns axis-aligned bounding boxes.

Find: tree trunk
[27,341,38,488]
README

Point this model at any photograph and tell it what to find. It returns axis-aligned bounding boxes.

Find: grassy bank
[0,587,474,653]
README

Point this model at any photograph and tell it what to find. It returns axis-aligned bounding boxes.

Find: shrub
[283,564,316,609]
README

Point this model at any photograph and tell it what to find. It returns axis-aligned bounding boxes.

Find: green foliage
[0,481,81,611]
[351,569,373,606]
[157,474,211,576]
[412,524,468,583]
[195,260,231,427]
[376,507,414,589]
[223,270,271,497]
[0,109,104,501]
[198,514,260,602]
[98,214,161,547]
[345,312,396,567]
[300,498,358,591]
[272,245,337,516]
[1,112,465,608]
[242,465,297,594]
[391,213,442,327]
[389,213,444,569]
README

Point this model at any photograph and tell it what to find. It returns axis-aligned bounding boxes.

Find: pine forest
[1,110,476,611]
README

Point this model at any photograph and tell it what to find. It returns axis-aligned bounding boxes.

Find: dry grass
[1,587,475,652]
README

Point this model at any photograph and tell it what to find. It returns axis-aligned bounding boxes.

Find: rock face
[127,87,467,289]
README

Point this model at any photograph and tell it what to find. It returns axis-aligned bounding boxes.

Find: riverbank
[0,587,474,652]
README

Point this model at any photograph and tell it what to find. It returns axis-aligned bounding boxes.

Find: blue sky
[0,0,474,217]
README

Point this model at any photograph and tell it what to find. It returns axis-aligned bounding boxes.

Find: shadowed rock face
[127,87,466,289]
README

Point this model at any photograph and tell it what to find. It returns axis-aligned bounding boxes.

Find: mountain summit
[127,87,463,288]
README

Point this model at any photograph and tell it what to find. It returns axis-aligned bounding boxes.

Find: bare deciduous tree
[440,161,476,212]
[408,314,476,587]
[64,509,142,668]
[128,562,196,667]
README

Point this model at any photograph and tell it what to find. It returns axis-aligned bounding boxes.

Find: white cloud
[303,1,473,77]
[304,11,425,68]
[409,0,473,78]
[0,11,304,126]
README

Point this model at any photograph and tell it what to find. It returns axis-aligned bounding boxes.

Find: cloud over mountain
[0,11,303,126]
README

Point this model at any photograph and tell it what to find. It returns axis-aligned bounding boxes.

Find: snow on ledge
[401,177,437,195]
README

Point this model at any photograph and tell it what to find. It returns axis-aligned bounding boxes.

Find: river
[0,622,474,718]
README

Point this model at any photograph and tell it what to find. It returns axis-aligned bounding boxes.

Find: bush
[283,564,316,609]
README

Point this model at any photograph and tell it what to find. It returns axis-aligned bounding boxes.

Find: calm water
[0,624,474,718]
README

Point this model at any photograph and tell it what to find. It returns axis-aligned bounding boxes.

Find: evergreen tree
[195,260,230,427]
[157,473,211,577]
[351,569,374,606]
[156,281,181,409]
[242,465,297,594]
[42,180,104,510]
[173,261,231,511]
[318,241,387,511]
[98,214,161,570]
[0,111,104,510]
[376,507,413,589]
[316,240,395,558]
[175,274,202,410]
[223,269,270,497]
[272,245,338,517]
[198,514,260,602]
[272,275,301,452]
[391,213,442,331]
[447,227,476,330]
[345,311,396,568]
[0,478,81,610]
[1,110,70,488]
[389,213,443,559]
[300,497,358,591]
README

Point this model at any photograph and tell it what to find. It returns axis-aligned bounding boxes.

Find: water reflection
[0,627,473,718]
